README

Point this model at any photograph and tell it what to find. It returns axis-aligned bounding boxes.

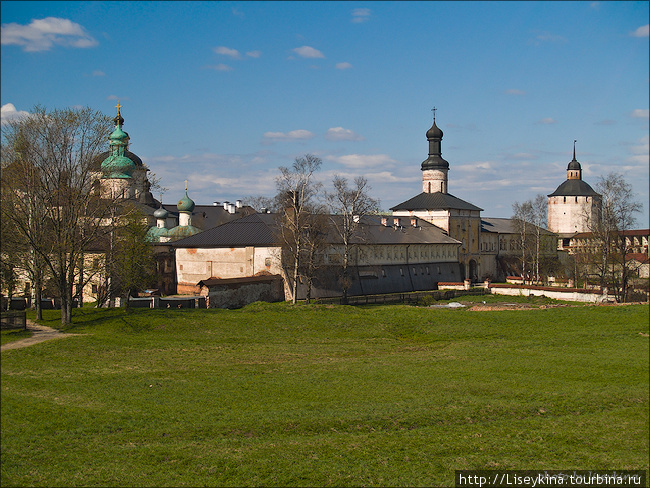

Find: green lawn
[1,302,648,487]
[1,328,32,346]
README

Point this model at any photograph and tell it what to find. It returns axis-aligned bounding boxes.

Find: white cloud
[630,24,649,38]
[630,108,649,118]
[325,127,364,141]
[335,62,353,70]
[529,30,567,46]
[351,8,371,23]
[1,17,97,52]
[91,70,105,77]
[326,154,398,169]
[214,46,241,58]
[246,50,262,58]
[204,63,234,72]
[263,130,315,140]
[590,2,600,10]
[536,117,557,125]
[505,89,525,96]
[292,46,325,58]
[231,7,245,19]
[455,161,496,171]
[1,103,30,124]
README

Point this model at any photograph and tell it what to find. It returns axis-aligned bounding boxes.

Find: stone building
[389,114,559,282]
[171,212,463,302]
[547,141,602,245]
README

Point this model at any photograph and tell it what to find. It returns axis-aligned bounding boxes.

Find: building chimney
[353,215,360,223]
[235,200,242,208]
[228,203,236,214]
[223,201,229,210]
[213,201,220,207]
[260,207,268,214]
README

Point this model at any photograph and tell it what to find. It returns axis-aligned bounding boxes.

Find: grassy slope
[1,302,648,487]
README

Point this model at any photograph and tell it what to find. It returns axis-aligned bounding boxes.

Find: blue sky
[2,1,649,226]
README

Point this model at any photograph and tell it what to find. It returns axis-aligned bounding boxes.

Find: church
[390,112,556,283]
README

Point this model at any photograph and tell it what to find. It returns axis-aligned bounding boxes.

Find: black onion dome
[426,120,443,139]
[421,154,449,170]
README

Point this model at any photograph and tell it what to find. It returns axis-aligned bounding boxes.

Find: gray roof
[390,192,483,212]
[157,203,255,230]
[171,213,461,248]
[548,179,599,197]
[481,217,555,235]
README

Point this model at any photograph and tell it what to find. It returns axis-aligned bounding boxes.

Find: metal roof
[390,192,483,212]
[548,179,599,197]
[481,217,555,235]
[171,213,462,248]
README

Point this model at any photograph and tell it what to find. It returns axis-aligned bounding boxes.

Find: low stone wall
[488,283,607,303]
[206,280,284,309]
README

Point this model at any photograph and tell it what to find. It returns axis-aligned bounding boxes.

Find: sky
[2,1,649,226]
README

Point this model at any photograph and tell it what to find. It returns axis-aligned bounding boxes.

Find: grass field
[1,298,648,487]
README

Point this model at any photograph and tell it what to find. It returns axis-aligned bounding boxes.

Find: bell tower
[421,108,449,194]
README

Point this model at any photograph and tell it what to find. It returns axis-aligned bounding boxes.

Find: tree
[111,204,156,308]
[326,175,379,304]
[585,173,642,302]
[299,212,329,304]
[274,154,323,304]
[1,105,115,324]
[511,200,534,283]
[512,195,551,284]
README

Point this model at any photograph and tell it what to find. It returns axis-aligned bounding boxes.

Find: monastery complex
[4,106,649,307]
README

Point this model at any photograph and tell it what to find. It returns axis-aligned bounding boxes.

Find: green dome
[167,224,201,241]
[101,154,136,179]
[146,226,170,242]
[177,191,195,213]
[109,126,129,142]
[153,206,169,219]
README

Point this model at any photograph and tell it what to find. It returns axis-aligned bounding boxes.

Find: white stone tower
[421,108,449,194]
[547,142,601,235]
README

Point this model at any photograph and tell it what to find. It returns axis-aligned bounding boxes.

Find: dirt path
[1,320,80,352]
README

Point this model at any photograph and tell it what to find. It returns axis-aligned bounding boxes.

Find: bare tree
[274,154,323,304]
[586,173,642,302]
[300,212,329,304]
[529,194,548,283]
[243,195,277,213]
[326,175,380,304]
[512,200,534,283]
[1,105,115,324]
[111,203,156,308]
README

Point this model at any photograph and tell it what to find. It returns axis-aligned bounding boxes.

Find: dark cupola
[567,140,581,180]
[421,108,449,194]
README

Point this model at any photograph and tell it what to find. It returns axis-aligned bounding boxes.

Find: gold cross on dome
[431,106,437,121]
[115,100,121,115]
[184,180,188,191]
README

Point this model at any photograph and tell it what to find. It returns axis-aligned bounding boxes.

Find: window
[400,268,404,277]
[265,257,271,267]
